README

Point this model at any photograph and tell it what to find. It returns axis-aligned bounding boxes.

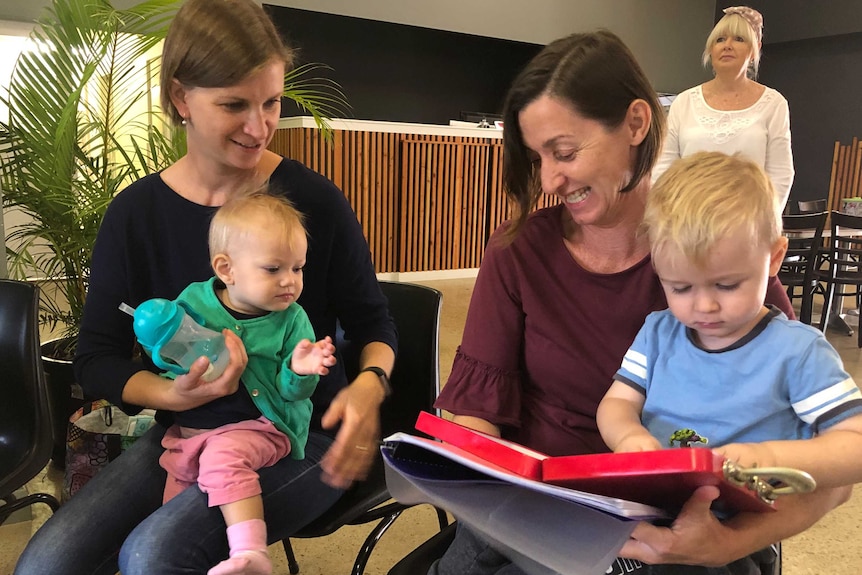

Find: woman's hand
[620,483,852,566]
[319,371,385,488]
[168,329,248,411]
[621,486,731,566]
[122,329,248,411]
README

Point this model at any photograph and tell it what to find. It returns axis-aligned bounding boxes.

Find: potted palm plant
[0,0,348,465]
[0,0,182,465]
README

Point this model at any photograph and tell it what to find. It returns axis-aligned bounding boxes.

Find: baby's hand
[713,442,777,470]
[615,432,662,453]
[291,336,337,376]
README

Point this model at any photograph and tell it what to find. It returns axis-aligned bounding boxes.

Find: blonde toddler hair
[209,189,306,258]
[644,151,781,267]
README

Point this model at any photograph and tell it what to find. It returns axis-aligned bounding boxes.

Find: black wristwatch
[359,366,392,397]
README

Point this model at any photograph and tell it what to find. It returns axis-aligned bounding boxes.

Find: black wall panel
[715,0,862,45]
[759,32,862,204]
[265,5,542,125]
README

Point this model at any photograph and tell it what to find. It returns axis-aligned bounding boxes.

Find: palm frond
[0,0,182,334]
[1,0,348,335]
[284,62,351,141]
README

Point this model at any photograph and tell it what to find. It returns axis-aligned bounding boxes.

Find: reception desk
[269,117,555,275]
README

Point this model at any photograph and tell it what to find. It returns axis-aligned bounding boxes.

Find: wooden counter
[270,117,554,275]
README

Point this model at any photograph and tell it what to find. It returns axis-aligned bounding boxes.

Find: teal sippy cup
[120,299,229,382]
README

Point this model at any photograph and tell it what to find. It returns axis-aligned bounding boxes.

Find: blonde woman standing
[654,6,794,213]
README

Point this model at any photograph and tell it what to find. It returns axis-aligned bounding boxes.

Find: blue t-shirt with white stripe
[614,307,862,447]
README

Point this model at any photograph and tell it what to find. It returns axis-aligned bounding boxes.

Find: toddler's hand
[615,432,662,453]
[292,336,337,376]
[713,442,777,470]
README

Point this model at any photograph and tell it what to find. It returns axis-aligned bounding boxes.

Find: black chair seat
[388,524,781,575]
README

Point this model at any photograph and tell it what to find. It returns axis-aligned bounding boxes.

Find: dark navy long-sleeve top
[74,157,397,432]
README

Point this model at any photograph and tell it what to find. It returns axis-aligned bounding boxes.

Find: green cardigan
[174,278,318,458]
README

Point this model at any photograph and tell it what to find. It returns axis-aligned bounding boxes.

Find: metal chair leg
[0,492,60,526]
[820,280,835,332]
[435,507,449,530]
[351,510,403,575]
[282,538,300,574]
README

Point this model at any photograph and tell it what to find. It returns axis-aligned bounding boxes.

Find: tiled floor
[2,277,861,574]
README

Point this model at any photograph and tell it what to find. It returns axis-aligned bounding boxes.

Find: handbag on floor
[62,399,156,501]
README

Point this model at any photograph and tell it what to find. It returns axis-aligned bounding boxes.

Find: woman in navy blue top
[14,1,396,574]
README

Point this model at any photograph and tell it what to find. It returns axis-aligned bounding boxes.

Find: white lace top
[652,84,795,211]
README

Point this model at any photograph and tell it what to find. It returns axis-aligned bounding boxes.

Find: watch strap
[359,366,392,397]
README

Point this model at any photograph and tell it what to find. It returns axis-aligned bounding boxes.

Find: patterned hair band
[723,6,763,42]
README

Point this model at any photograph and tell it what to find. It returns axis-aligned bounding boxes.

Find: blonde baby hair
[644,151,781,267]
[209,188,306,258]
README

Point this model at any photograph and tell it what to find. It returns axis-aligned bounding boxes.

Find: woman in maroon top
[431,30,845,575]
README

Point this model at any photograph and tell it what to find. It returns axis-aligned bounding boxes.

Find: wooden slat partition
[270,127,507,273]
[828,137,862,213]
[486,143,560,239]
[487,143,510,235]
[269,127,402,272]
[398,137,493,271]
[269,126,571,272]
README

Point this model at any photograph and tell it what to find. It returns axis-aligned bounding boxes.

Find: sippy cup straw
[119,302,136,316]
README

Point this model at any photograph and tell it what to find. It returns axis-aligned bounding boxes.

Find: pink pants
[159,416,292,507]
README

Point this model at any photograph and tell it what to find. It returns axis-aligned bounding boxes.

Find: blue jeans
[14,423,342,575]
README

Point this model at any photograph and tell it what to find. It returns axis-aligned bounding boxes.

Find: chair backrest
[826,211,862,273]
[378,281,442,438]
[781,212,827,280]
[798,199,827,214]
[0,280,54,498]
[780,212,828,325]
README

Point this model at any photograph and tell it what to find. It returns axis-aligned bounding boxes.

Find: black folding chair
[813,210,862,345]
[0,280,61,525]
[779,211,827,325]
[281,281,448,575]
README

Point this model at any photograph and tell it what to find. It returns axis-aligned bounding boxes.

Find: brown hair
[501,30,665,239]
[160,0,293,125]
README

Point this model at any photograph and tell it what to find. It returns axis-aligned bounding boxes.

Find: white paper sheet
[382,433,665,575]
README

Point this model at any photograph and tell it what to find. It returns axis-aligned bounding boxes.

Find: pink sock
[207,519,271,575]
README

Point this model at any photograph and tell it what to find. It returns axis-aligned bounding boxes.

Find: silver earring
[181,117,188,126]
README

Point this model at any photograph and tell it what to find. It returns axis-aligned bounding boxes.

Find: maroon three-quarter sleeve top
[435,204,667,457]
